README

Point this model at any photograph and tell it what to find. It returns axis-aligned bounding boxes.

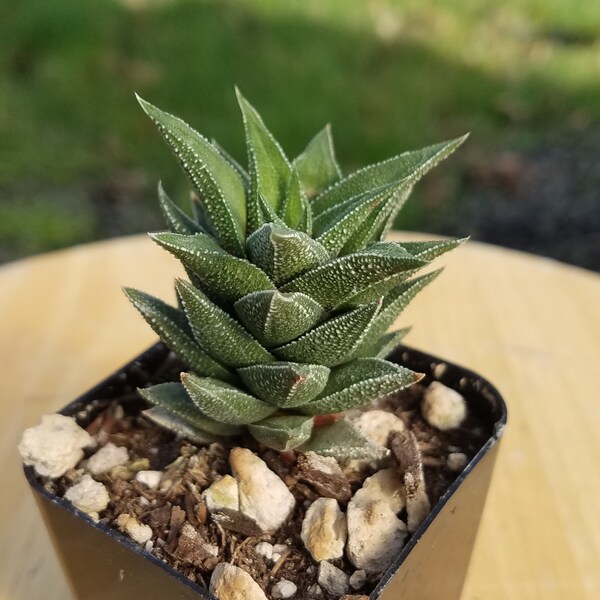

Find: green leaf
[237,362,330,407]
[313,186,391,256]
[340,185,412,254]
[280,246,428,310]
[356,327,411,359]
[138,383,242,435]
[299,420,387,460]
[211,138,250,191]
[151,232,275,304]
[297,194,313,235]
[236,88,291,213]
[182,373,276,424]
[280,168,306,229]
[246,223,329,286]
[299,358,422,415]
[248,415,314,451]
[142,407,219,445]
[355,270,442,355]
[293,125,342,198]
[123,287,233,381]
[234,290,325,347]
[395,237,468,261]
[137,95,246,256]
[157,182,205,235]
[312,135,468,216]
[177,279,273,368]
[273,302,381,367]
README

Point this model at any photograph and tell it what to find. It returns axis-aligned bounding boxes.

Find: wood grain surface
[1,233,598,599]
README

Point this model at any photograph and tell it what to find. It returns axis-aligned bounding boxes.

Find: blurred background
[1,0,599,270]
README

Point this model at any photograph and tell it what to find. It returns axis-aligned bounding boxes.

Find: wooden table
[1,233,598,599]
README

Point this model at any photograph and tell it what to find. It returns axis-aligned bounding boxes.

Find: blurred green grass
[1,0,599,261]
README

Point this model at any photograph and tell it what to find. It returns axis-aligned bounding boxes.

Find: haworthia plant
[127,90,467,457]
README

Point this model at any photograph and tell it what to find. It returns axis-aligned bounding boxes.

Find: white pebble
[271,553,281,563]
[210,563,268,600]
[349,570,367,590]
[64,474,109,516]
[19,414,95,478]
[421,382,467,430]
[135,470,162,489]
[86,442,129,475]
[273,543,288,554]
[272,580,297,599]
[301,497,347,561]
[447,452,468,472]
[317,561,349,596]
[117,513,153,545]
[254,541,274,560]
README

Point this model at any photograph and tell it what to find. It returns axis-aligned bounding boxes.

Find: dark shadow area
[0,0,598,268]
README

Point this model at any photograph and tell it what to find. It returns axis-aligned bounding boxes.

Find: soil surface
[41,357,491,599]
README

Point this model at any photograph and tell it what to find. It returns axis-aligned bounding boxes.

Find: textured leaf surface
[355,270,442,355]
[274,302,380,366]
[123,287,233,381]
[177,279,273,367]
[293,125,342,198]
[211,138,250,190]
[313,187,391,256]
[299,358,422,415]
[237,89,291,213]
[138,383,242,435]
[234,290,325,347]
[280,246,427,309]
[237,362,330,407]
[137,96,246,255]
[395,238,468,261]
[357,327,411,359]
[142,407,218,445]
[182,373,276,424]
[248,415,314,451]
[312,135,468,216]
[299,419,388,460]
[152,232,275,303]
[280,169,306,230]
[246,224,329,286]
[158,182,204,235]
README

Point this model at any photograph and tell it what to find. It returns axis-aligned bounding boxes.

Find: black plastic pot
[23,343,507,600]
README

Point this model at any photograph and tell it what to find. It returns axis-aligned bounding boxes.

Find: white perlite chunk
[301,498,347,561]
[352,410,405,447]
[254,541,274,561]
[447,452,468,472]
[86,442,129,475]
[349,570,367,590]
[203,475,252,534]
[210,563,268,600]
[317,561,349,596]
[64,474,109,516]
[421,382,467,431]
[271,580,297,599]
[18,414,95,478]
[135,470,162,489]
[346,471,408,574]
[116,513,153,545]
[353,467,405,513]
[230,447,295,535]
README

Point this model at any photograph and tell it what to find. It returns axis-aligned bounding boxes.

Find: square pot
[23,343,507,600]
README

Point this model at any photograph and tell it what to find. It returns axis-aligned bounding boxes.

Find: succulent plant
[124,89,466,459]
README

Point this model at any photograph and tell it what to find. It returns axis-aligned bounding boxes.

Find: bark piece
[173,522,218,568]
[297,451,351,502]
[391,430,431,533]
